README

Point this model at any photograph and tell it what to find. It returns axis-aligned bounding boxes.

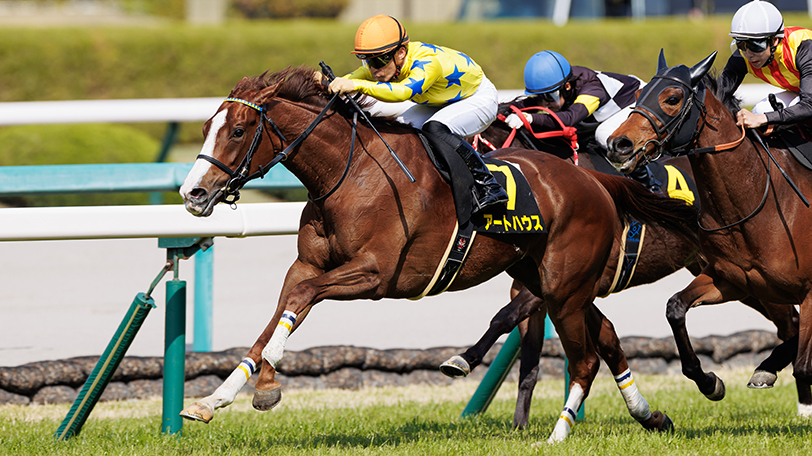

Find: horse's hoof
[798,403,812,418]
[703,372,726,401]
[179,401,214,423]
[252,387,282,411]
[747,370,777,389]
[642,410,674,433]
[439,355,470,378]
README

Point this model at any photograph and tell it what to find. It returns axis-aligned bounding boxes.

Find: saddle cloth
[411,132,546,299]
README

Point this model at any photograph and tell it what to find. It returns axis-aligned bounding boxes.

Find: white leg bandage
[615,369,652,422]
[548,384,584,444]
[262,310,297,369]
[209,358,257,409]
[798,402,812,418]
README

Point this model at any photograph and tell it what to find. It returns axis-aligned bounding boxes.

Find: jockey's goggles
[735,38,770,53]
[537,90,561,104]
[357,49,397,69]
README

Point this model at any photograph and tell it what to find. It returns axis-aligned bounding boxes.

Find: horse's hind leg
[440,285,542,378]
[586,304,673,433]
[545,296,601,443]
[666,272,746,401]
[514,303,546,429]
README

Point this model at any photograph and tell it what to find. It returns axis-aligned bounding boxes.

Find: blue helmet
[523,51,573,95]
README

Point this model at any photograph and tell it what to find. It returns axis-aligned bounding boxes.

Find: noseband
[196,93,340,205]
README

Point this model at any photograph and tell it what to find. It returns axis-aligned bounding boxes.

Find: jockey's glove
[329,77,357,95]
[505,113,533,130]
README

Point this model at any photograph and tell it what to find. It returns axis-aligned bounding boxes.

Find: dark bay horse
[176,66,688,441]
[606,50,812,418]
[472,111,804,428]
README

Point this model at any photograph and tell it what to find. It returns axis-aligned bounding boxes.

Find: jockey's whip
[319,61,416,183]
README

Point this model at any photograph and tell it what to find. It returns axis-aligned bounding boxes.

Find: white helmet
[730,0,784,39]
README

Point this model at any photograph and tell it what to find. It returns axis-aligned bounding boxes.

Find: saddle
[765,126,812,171]
[410,129,545,299]
[761,93,812,172]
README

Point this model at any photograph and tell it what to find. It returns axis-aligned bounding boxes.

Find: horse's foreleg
[514,305,546,429]
[666,272,745,401]
[440,285,542,378]
[586,304,673,432]
[793,298,812,417]
[180,260,322,423]
[252,259,382,408]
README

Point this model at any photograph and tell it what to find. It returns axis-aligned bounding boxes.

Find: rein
[633,78,808,231]
[197,93,341,205]
[474,105,579,163]
[501,105,579,152]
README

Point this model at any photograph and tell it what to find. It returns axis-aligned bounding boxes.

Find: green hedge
[0,124,158,206]
[5,15,812,104]
[1,14,811,151]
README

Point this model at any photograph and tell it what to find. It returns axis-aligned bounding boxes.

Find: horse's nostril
[612,137,634,155]
[189,187,208,200]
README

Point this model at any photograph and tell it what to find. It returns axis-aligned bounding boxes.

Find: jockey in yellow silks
[718,0,812,132]
[315,14,507,214]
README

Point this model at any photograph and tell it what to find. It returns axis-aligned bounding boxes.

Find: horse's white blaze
[548,383,584,443]
[179,109,228,200]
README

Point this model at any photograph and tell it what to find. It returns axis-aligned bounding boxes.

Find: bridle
[629,66,794,232]
[196,93,345,205]
[628,74,708,167]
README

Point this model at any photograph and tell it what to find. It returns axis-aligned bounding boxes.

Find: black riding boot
[454,141,509,213]
[422,120,508,214]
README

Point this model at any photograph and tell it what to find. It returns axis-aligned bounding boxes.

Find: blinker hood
[634,50,717,151]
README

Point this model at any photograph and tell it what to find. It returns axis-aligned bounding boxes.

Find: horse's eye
[665,96,680,106]
[232,128,245,138]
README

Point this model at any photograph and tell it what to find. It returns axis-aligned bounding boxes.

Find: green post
[162,279,186,435]
[193,244,213,352]
[55,293,156,440]
[148,121,180,205]
[461,327,522,417]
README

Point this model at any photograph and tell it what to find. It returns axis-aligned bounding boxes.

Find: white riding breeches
[752,91,799,115]
[363,75,499,138]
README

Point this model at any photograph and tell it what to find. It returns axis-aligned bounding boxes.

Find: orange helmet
[351,15,409,56]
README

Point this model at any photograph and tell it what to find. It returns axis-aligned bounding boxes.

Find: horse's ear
[657,48,668,74]
[257,81,284,104]
[689,51,717,87]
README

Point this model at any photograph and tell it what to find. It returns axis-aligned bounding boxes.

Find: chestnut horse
[176,66,690,441]
[606,50,812,417]
[471,112,804,428]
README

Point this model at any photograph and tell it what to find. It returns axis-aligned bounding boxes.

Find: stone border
[0,330,781,406]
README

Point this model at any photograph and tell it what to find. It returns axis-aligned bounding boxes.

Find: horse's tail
[586,169,699,242]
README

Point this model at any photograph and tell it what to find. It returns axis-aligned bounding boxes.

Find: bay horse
[176,66,689,441]
[471,110,805,428]
[606,50,812,418]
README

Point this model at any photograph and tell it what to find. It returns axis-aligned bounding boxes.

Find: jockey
[718,0,812,132]
[319,14,508,214]
[503,50,642,150]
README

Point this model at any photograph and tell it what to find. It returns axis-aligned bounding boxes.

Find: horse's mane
[229,65,408,131]
[703,70,742,116]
